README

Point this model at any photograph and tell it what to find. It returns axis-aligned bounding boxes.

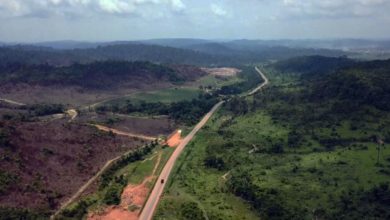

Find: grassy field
[192,74,244,88]
[129,87,201,103]
[96,74,242,108]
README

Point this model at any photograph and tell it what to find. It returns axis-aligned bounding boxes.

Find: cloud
[281,0,390,18]
[211,3,227,17]
[170,0,186,12]
[0,0,186,18]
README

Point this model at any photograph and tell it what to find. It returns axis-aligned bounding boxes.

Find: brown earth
[0,118,144,212]
[76,112,176,137]
[0,83,168,106]
[88,153,162,220]
[166,130,182,147]
[201,67,241,77]
[93,124,156,141]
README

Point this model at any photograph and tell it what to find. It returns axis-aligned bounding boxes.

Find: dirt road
[93,124,157,141]
[139,67,268,220]
[0,98,26,106]
[66,109,78,121]
[51,150,131,220]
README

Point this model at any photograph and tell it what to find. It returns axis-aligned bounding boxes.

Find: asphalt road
[138,101,224,220]
[248,66,269,96]
[139,66,269,220]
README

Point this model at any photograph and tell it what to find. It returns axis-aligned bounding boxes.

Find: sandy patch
[201,67,241,77]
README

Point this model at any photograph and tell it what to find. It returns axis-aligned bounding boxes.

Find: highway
[139,101,224,220]
[248,66,269,96]
[139,66,269,220]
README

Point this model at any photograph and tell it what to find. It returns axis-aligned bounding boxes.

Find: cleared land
[0,118,144,212]
[201,67,241,77]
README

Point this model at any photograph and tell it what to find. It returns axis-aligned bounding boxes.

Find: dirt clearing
[88,153,162,220]
[166,130,182,147]
[201,67,241,77]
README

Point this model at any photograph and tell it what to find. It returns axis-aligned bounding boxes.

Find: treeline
[273,55,354,76]
[24,104,65,117]
[96,94,218,125]
[273,56,390,111]
[0,61,189,89]
[0,44,233,66]
[0,43,347,67]
[308,59,390,111]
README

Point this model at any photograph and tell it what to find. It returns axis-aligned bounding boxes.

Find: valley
[0,39,389,220]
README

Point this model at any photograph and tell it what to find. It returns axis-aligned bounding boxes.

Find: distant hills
[0,39,351,66]
[2,38,390,67]
[24,38,390,51]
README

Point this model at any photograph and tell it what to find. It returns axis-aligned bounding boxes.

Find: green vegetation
[24,104,65,117]
[129,87,201,103]
[156,59,390,219]
[95,66,261,126]
[0,128,11,148]
[0,170,17,195]
[216,66,262,95]
[0,43,346,67]
[96,93,219,126]
[58,143,174,219]
[0,207,50,220]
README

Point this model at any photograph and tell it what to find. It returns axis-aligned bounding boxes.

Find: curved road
[248,66,269,96]
[139,66,269,220]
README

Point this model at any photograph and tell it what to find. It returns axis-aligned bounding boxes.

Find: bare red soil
[88,153,162,220]
[166,130,182,147]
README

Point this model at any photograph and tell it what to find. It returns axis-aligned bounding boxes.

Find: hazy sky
[0,0,390,42]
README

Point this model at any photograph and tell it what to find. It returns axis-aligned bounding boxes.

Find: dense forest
[0,61,203,89]
[0,42,347,67]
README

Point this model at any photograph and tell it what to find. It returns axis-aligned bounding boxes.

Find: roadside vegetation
[57,142,173,220]
[155,58,390,220]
